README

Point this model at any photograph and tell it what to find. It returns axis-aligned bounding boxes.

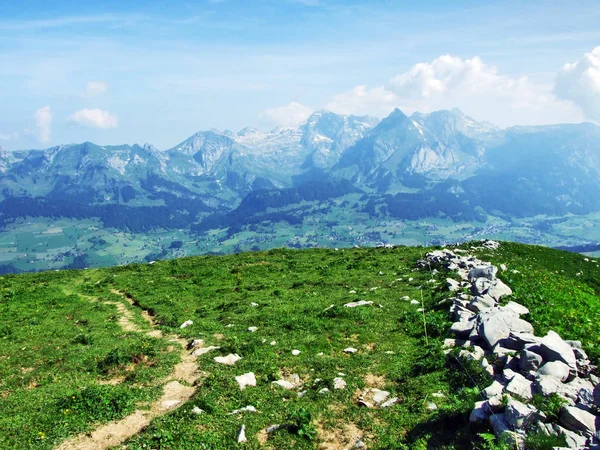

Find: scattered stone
[537,361,570,382]
[191,406,204,415]
[380,397,398,408]
[555,425,588,449]
[487,279,513,301]
[426,402,438,410]
[230,406,258,415]
[470,401,491,423]
[179,320,193,329]
[318,387,330,394]
[235,372,256,390]
[266,424,281,433]
[187,339,204,349]
[519,349,543,372]
[450,321,474,338]
[432,392,446,398]
[353,439,367,449]
[270,341,276,346]
[272,380,296,390]
[349,290,357,294]
[559,406,597,437]
[248,326,258,332]
[214,354,242,366]
[447,278,460,291]
[502,301,529,316]
[250,302,259,307]
[506,373,533,400]
[344,301,373,308]
[539,331,577,370]
[344,347,358,354]
[291,349,301,356]
[372,389,390,404]
[190,344,220,357]
[468,265,497,281]
[237,424,247,443]
[410,299,420,305]
[333,377,347,390]
[505,398,539,428]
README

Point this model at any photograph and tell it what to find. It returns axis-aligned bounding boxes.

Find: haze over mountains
[2,108,600,229]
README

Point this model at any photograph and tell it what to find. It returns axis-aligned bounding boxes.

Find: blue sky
[1,0,599,150]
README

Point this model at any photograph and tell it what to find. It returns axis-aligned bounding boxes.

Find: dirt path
[55,290,202,450]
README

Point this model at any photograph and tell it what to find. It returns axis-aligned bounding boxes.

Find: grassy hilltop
[1,242,599,449]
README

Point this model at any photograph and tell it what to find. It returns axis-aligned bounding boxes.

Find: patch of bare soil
[54,291,202,450]
[316,421,363,450]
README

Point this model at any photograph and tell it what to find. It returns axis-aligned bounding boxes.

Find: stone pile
[420,241,600,449]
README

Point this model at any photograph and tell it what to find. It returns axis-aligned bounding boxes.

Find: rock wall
[420,240,600,449]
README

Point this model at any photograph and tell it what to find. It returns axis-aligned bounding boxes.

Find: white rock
[344,300,373,308]
[559,406,597,437]
[537,361,570,382]
[540,330,577,370]
[318,387,330,394]
[344,347,358,354]
[482,381,505,399]
[230,406,258,415]
[179,320,193,329]
[501,301,529,316]
[380,397,398,408]
[333,377,347,390]
[270,341,276,346]
[410,299,420,305]
[506,373,533,400]
[272,380,296,390]
[237,424,247,443]
[250,302,258,307]
[188,339,204,349]
[235,372,256,390]
[191,346,221,357]
[505,398,538,428]
[426,402,438,410]
[349,290,357,294]
[291,349,301,356]
[191,406,204,415]
[371,389,390,404]
[248,326,258,332]
[214,354,242,366]
[470,400,491,423]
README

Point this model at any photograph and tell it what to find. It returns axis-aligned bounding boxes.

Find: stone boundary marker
[420,240,600,450]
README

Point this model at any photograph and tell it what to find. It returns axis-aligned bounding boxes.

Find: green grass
[470,241,600,361]
[0,270,178,449]
[0,242,599,449]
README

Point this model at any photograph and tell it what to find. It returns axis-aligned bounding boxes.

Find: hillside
[2,109,600,273]
[1,241,599,449]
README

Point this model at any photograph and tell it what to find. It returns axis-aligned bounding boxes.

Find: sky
[1,0,599,150]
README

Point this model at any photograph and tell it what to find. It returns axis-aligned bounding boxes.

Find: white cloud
[0,132,18,141]
[555,46,600,122]
[85,81,108,97]
[261,101,314,127]
[326,54,584,126]
[69,108,118,129]
[326,85,397,118]
[34,106,53,143]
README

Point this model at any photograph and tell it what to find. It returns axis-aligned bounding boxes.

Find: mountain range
[1,108,600,236]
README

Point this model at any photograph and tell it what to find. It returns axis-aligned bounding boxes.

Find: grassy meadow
[0,242,598,449]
